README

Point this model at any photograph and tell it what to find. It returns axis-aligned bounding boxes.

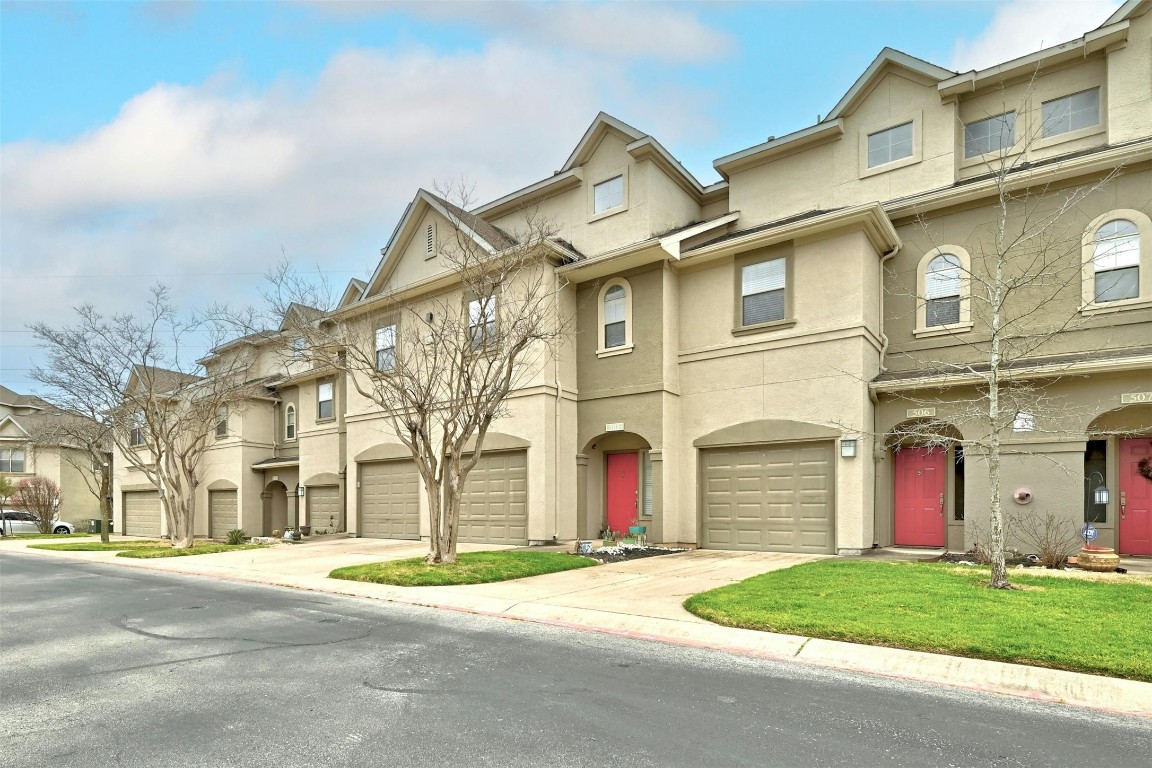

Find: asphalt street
[1,553,1148,768]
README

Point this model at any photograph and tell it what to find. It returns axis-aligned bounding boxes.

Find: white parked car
[0,511,75,535]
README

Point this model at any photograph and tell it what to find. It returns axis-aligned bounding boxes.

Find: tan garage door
[700,442,834,554]
[359,461,420,539]
[209,490,237,539]
[123,490,162,538]
[308,486,341,532]
[458,451,528,545]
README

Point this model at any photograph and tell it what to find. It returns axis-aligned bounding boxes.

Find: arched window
[604,285,626,348]
[596,278,633,356]
[1093,219,1140,303]
[925,254,962,327]
[285,404,296,441]
[915,246,972,336]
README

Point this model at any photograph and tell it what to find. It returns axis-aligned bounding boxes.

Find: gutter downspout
[874,243,901,548]
[553,268,562,542]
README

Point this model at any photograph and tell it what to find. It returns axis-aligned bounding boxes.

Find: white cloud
[950,0,1122,71]
[302,0,733,63]
[0,38,716,387]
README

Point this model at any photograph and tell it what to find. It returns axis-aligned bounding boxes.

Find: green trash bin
[88,519,113,533]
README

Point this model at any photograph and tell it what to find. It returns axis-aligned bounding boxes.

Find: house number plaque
[605,422,625,432]
[1120,392,1152,404]
[906,408,936,418]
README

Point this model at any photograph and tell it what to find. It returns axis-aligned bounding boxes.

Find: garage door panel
[123,491,162,538]
[209,490,238,538]
[701,442,834,554]
[360,461,420,539]
[457,450,528,545]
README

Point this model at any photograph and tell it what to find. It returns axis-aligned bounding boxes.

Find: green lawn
[683,560,1152,681]
[2,532,95,540]
[117,543,262,558]
[28,540,261,558]
[330,550,597,586]
[30,540,168,551]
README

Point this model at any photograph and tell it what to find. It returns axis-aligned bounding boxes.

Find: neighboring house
[115,1,1151,556]
[0,385,106,526]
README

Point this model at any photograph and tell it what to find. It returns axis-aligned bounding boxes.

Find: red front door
[606,452,638,535]
[894,447,946,546]
[1118,438,1152,556]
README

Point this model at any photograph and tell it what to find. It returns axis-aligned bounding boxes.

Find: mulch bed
[582,545,686,564]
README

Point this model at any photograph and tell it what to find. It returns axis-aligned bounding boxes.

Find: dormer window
[1042,88,1099,138]
[964,112,1016,158]
[867,122,913,168]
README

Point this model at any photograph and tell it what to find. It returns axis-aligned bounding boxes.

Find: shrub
[1012,510,1081,568]
[226,529,247,546]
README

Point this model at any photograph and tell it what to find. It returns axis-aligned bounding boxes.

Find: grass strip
[330,550,597,586]
[683,560,1152,681]
[117,543,262,558]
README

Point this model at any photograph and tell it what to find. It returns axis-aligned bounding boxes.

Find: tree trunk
[99,466,111,544]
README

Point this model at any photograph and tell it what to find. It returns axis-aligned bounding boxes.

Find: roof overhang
[680,202,901,265]
[250,456,300,470]
[872,353,1152,395]
[473,168,584,218]
[714,120,844,178]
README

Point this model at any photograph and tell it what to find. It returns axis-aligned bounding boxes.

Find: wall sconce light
[840,439,857,458]
[1087,471,1109,505]
[296,484,305,498]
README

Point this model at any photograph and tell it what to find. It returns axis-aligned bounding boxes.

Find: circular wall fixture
[1013,488,1033,505]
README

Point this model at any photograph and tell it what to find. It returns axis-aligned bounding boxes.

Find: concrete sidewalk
[4,536,1149,718]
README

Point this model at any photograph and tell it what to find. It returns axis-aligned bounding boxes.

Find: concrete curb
[5,542,1150,718]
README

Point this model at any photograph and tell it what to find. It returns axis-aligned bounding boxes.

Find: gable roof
[1105,0,1151,25]
[361,188,518,300]
[560,111,647,172]
[338,279,367,309]
[128,365,202,396]
[826,47,955,121]
[0,385,49,411]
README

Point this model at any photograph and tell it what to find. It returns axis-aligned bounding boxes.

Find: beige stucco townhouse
[115,1,1151,557]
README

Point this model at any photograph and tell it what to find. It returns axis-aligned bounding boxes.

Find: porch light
[296,484,305,498]
[1087,471,1109,506]
[840,439,858,458]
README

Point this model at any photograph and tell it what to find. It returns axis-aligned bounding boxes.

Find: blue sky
[0,0,1123,390]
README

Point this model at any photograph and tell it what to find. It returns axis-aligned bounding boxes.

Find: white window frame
[588,169,629,222]
[858,113,922,178]
[129,413,146,447]
[1041,88,1100,139]
[468,295,497,350]
[375,323,397,372]
[595,278,633,357]
[738,257,789,330]
[963,111,1016,159]
[914,246,973,337]
[215,405,228,439]
[1081,209,1152,315]
[0,447,26,473]
[317,380,335,421]
[285,404,296,441]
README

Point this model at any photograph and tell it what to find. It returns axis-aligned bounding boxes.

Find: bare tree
[272,187,570,563]
[0,476,14,536]
[12,477,62,533]
[30,286,261,548]
[883,85,1130,588]
[24,412,113,543]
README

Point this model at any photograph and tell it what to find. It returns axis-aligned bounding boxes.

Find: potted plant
[602,529,619,545]
[282,527,302,542]
[299,525,311,536]
[628,517,647,543]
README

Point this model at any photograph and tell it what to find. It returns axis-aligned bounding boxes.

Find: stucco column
[648,449,664,544]
[575,453,589,539]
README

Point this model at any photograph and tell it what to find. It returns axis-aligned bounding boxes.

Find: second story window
[215,405,228,438]
[130,413,146,447]
[964,112,1016,158]
[741,258,786,326]
[1042,88,1099,138]
[0,447,26,473]
[867,122,913,168]
[317,381,334,420]
[593,175,624,214]
[285,404,296,441]
[376,324,397,371]
[469,296,497,350]
[603,285,627,348]
[1093,219,1140,303]
[925,254,963,326]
